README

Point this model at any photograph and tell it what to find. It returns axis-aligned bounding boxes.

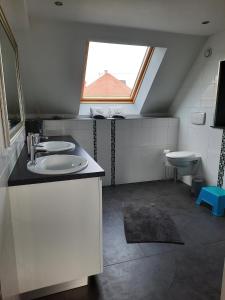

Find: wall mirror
[0,6,24,146]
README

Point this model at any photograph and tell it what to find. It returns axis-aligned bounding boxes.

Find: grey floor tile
[103,212,144,266]
[140,242,184,256]
[98,253,176,300]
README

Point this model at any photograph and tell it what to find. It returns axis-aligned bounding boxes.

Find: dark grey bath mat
[123,201,184,244]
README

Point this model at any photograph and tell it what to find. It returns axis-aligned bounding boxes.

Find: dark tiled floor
[39,181,225,300]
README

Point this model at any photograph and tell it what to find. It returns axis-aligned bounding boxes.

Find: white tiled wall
[44,118,178,186]
[115,118,178,184]
[43,119,94,156]
[170,31,225,187]
[0,126,25,300]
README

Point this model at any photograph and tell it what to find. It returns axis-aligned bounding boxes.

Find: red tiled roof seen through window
[83,70,131,98]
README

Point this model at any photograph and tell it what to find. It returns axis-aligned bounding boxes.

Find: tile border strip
[111,120,116,186]
[217,129,225,187]
[93,120,97,161]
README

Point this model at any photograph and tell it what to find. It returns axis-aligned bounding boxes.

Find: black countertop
[8,136,105,187]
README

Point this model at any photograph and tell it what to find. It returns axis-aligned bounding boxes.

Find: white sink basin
[37,141,75,152]
[27,155,88,175]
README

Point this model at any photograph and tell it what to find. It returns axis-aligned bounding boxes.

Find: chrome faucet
[28,133,47,165]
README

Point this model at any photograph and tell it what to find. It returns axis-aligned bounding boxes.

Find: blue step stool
[196,186,225,217]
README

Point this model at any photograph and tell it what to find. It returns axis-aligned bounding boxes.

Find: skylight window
[81,41,154,103]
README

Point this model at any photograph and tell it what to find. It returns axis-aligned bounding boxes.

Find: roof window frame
[80,41,154,104]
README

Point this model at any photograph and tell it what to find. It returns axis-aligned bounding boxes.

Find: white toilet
[166,151,201,176]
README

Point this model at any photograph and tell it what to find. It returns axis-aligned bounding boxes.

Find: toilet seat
[166,151,201,170]
[165,151,201,176]
[166,151,195,160]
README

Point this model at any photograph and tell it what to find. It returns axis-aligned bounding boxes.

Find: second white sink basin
[27,155,88,175]
[37,141,75,152]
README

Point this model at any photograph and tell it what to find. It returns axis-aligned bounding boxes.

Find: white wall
[0,126,25,300]
[115,118,178,184]
[170,31,225,187]
[0,2,26,299]
[44,118,178,186]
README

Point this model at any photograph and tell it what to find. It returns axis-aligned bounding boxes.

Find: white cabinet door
[9,177,102,293]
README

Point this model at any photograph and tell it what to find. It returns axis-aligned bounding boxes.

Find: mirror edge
[0,5,24,147]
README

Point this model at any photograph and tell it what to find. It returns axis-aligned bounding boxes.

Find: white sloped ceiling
[15,19,206,116]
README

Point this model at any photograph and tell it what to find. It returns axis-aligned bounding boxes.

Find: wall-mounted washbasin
[37,141,75,152]
[27,155,88,175]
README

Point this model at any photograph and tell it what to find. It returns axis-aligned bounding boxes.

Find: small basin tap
[29,134,48,165]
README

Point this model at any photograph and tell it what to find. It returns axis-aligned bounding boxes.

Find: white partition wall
[115,118,178,184]
[44,117,178,186]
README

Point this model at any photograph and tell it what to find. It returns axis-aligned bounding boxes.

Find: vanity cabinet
[9,177,102,295]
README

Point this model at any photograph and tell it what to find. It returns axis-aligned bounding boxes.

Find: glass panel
[83,42,148,99]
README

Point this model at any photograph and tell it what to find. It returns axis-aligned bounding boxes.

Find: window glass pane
[83,42,148,99]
